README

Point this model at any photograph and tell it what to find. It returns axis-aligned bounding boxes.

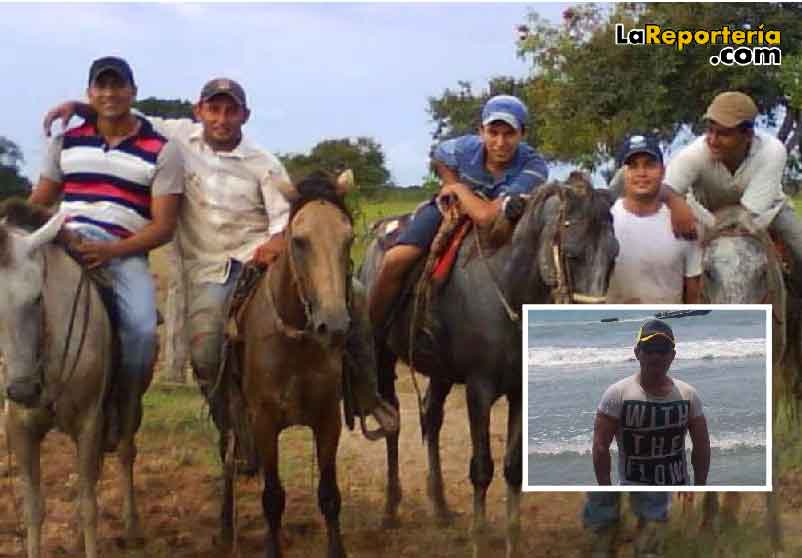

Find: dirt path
[2,367,801,557]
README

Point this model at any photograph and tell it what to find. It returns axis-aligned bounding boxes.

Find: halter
[264,199,353,340]
[547,188,608,305]
[702,224,785,317]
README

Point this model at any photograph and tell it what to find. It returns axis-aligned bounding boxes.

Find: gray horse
[360,176,617,557]
[0,206,143,558]
[699,205,799,550]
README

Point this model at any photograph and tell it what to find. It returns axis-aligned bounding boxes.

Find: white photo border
[522,303,772,492]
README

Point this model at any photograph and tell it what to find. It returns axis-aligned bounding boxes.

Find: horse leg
[7,416,45,558]
[768,449,783,551]
[423,378,454,523]
[116,389,144,546]
[503,390,522,558]
[316,404,346,558]
[377,342,402,527]
[219,427,234,546]
[700,492,719,530]
[466,380,495,558]
[259,431,284,558]
[76,415,102,558]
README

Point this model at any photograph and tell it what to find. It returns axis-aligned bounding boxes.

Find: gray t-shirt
[598,374,704,486]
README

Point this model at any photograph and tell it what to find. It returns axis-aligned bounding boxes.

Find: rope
[473,231,520,325]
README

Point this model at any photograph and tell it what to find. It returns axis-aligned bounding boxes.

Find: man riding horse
[26,56,184,451]
[367,94,549,330]
[44,77,399,441]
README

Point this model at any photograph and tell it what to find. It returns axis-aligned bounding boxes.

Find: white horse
[1,205,142,558]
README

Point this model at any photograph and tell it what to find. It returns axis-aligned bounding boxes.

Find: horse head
[0,202,66,407]
[286,170,355,347]
[702,206,781,305]
[507,173,617,305]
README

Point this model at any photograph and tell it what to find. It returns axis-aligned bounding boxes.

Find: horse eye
[292,237,309,250]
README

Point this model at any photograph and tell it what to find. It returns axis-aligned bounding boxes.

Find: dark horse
[360,175,617,557]
[234,172,355,558]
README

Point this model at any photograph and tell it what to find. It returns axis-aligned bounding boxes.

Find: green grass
[350,187,430,266]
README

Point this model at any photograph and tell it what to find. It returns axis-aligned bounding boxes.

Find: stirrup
[359,399,399,441]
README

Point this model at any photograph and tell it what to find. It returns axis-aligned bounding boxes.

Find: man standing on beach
[585,319,710,557]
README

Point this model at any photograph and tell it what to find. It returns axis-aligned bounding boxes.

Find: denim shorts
[582,492,671,529]
[395,200,443,249]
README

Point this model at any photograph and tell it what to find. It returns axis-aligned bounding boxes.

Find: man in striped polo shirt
[44,77,399,440]
[30,56,184,450]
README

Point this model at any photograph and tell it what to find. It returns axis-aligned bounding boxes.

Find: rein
[34,248,93,408]
[265,199,353,340]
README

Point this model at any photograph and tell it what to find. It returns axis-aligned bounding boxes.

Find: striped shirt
[41,117,183,238]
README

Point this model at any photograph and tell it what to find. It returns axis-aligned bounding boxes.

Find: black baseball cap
[617,133,663,167]
[199,78,247,108]
[635,319,675,351]
[88,56,136,87]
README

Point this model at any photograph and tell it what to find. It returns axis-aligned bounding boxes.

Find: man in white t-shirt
[606,133,702,304]
[585,319,710,557]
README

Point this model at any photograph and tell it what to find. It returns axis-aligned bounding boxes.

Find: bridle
[547,188,608,305]
[701,224,784,313]
[264,199,353,340]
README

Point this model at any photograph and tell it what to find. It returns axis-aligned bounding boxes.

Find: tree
[278,137,392,197]
[428,3,802,172]
[0,136,31,200]
[427,76,539,148]
[515,2,802,169]
[133,97,194,120]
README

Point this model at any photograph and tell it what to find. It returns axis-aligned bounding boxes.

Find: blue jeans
[72,226,157,383]
[583,492,671,530]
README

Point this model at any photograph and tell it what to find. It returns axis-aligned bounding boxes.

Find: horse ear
[335,169,355,197]
[22,211,66,256]
[566,171,592,198]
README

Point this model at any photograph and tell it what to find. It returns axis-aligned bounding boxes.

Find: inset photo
[523,305,770,492]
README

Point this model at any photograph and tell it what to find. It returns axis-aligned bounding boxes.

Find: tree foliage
[428,3,802,171]
[278,137,392,197]
[133,97,194,120]
[0,136,31,200]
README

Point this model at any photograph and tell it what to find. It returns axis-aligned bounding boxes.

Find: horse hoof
[114,535,145,549]
[381,514,401,529]
[213,529,234,548]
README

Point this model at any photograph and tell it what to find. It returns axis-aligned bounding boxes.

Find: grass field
[3,189,802,557]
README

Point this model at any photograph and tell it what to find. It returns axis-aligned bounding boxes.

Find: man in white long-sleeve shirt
[45,78,398,440]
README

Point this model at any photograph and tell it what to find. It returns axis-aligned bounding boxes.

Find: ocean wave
[529,338,765,369]
[528,431,765,456]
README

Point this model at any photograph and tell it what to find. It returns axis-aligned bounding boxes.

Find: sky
[0,2,570,187]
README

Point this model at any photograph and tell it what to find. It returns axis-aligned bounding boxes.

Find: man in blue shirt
[368,94,548,329]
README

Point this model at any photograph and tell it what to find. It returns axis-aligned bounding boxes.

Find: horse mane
[289,171,353,224]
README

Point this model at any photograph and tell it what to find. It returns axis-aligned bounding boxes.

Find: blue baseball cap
[88,56,135,88]
[617,133,663,167]
[481,95,528,131]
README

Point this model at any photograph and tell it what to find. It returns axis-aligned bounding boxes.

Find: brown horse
[236,171,355,558]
